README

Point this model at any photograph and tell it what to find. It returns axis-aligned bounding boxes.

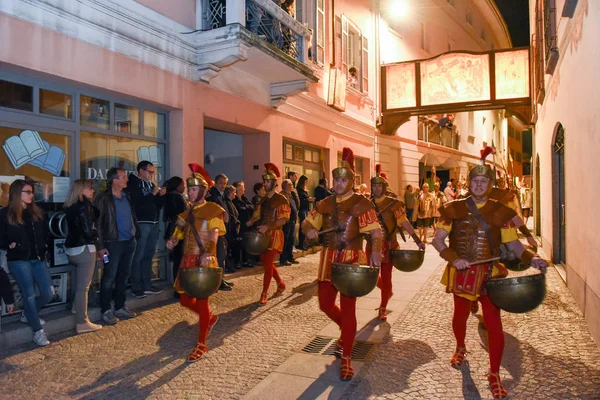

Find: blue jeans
[130,223,160,292]
[7,260,53,332]
[102,238,136,312]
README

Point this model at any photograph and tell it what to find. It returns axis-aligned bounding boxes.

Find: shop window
[0,126,70,203]
[80,131,165,192]
[80,95,110,130]
[40,89,72,119]
[144,110,166,139]
[115,103,140,134]
[0,80,33,112]
[283,141,323,194]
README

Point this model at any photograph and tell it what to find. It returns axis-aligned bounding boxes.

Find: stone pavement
[0,244,599,399]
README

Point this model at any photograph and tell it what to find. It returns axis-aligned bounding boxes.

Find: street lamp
[389,0,409,18]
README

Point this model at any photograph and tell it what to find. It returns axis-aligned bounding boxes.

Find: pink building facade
[529,0,600,343]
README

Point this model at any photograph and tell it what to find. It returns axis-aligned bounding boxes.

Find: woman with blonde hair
[64,179,105,334]
[0,180,53,346]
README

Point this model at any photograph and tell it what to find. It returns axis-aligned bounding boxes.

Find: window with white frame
[315,0,325,64]
[339,15,368,93]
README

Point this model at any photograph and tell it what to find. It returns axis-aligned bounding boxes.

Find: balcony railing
[418,121,460,150]
[204,0,309,63]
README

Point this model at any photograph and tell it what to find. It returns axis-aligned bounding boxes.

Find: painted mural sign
[382,48,531,113]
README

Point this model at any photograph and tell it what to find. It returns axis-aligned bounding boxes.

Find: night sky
[493,0,530,47]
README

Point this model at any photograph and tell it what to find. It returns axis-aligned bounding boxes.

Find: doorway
[204,129,244,183]
[552,124,566,265]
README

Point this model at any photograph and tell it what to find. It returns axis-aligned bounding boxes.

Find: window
[80,131,166,192]
[340,15,368,93]
[283,140,323,194]
[115,104,140,134]
[144,110,166,139]
[315,0,325,64]
[0,80,33,112]
[40,89,72,119]
[0,126,70,203]
[80,95,109,130]
[466,9,473,26]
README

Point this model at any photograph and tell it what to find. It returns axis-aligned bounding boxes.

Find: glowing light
[390,1,409,18]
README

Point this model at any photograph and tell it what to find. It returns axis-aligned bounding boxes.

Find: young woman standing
[64,179,104,334]
[0,180,53,346]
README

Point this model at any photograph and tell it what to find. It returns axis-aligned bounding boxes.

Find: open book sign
[2,130,66,176]
[137,145,162,167]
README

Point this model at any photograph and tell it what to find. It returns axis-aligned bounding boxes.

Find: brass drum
[485,274,546,313]
[243,231,270,255]
[389,249,425,272]
[331,263,380,298]
[178,267,223,298]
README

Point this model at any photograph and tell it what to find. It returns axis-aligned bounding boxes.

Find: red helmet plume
[341,147,355,173]
[263,162,281,180]
[188,162,213,187]
[479,146,496,164]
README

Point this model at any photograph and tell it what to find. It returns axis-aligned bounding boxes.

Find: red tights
[179,294,210,343]
[377,261,393,310]
[261,250,284,294]
[452,294,504,373]
[318,281,356,358]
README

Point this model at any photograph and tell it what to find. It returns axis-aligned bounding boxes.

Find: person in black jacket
[63,179,103,334]
[223,185,240,270]
[313,178,333,206]
[296,175,314,250]
[163,176,188,288]
[127,161,166,298]
[0,179,53,346]
[95,168,139,325]
[232,181,254,268]
[206,173,233,290]
[279,179,298,266]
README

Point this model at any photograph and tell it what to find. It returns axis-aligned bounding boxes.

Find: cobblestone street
[0,250,599,399]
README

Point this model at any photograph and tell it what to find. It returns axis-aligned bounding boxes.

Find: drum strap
[466,196,496,279]
[187,211,205,253]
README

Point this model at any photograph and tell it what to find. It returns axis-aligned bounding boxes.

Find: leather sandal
[450,346,467,368]
[377,307,388,321]
[186,342,207,362]
[273,283,286,298]
[258,292,268,306]
[488,371,508,399]
[340,356,354,381]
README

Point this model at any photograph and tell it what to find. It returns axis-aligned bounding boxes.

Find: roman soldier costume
[433,147,546,399]
[250,163,290,305]
[368,165,425,321]
[168,163,225,362]
[301,147,382,381]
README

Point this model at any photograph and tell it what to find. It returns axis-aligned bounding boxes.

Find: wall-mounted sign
[495,49,530,100]
[382,48,531,114]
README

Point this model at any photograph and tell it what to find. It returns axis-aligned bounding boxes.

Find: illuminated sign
[382,48,530,113]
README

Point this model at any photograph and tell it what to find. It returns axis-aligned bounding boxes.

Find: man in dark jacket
[206,173,233,290]
[95,167,139,325]
[313,178,333,206]
[127,161,166,298]
[279,179,298,265]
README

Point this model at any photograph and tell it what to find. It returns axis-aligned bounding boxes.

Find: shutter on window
[316,0,325,64]
[361,36,368,93]
[335,15,342,69]
[341,16,348,74]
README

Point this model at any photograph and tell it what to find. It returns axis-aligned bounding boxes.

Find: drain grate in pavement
[301,335,377,362]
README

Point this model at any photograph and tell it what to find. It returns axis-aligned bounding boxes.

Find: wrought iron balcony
[198,0,317,88]
[418,120,460,150]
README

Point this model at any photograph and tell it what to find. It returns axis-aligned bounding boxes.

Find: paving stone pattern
[0,260,329,400]
[1,253,599,399]
[341,264,600,400]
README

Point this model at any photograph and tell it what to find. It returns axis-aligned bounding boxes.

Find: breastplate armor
[375,197,402,242]
[258,193,287,228]
[182,218,214,256]
[449,213,501,262]
[320,195,366,251]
